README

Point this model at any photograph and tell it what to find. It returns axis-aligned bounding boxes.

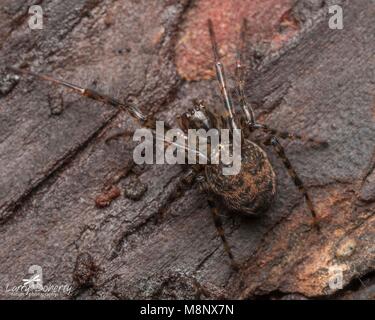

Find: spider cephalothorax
[177,100,218,132]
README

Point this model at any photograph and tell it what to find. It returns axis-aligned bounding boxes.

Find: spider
[9,19,326,271]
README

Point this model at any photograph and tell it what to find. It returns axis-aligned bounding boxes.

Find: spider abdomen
[205,140,276,216]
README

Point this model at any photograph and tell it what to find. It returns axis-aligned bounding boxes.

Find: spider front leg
[208,19,238,131]
[264,136,321,231]
[235,18,256,126]
[8,66,148,124]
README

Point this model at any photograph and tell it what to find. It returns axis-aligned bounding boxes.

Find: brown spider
[9,19,326,271]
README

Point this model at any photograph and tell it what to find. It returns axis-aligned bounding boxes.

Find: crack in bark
[195,245,221,271]
[0,111,119,225]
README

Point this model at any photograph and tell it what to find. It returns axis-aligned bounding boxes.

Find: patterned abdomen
[205,140,276,215]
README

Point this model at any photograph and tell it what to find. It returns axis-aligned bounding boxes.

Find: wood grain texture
[0,0,374,299]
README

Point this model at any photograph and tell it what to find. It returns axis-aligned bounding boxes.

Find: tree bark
[0,0,374,299]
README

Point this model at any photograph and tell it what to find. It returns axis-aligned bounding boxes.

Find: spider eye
[178,102,217,132]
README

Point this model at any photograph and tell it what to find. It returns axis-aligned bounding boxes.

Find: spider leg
[207,196,239,271]
[232,21,327,147]
[8,66,147,124]
[254,123,328,146]
[235,18,256,126]
[207,19,238,131]
[265,136,321,231]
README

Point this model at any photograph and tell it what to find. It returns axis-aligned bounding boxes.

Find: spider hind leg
[266,136,321,231]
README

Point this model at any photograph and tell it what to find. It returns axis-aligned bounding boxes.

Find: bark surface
[0,0,374,299]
